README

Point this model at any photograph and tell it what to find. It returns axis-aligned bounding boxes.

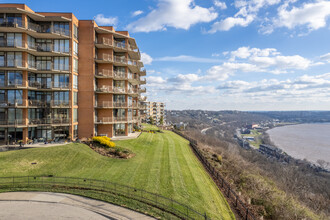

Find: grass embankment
[0,129,234,219]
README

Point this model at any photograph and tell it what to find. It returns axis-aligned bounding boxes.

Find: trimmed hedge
[92,136,116,148]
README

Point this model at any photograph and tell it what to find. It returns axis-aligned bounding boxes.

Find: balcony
[27,22,71,38]
[113,56,127,65]
[139,78,146,85]
[95,54,113,63]
[95,38,113,48]
[139,96,147,101]
[128,74,139,85]
[28,62,71,73]
[28,100,70,108]
[95,101,127,108]
[0,119,27,127]
[28,43,71,56]
[0,39,25,50]
[139,88,147,93]
[95,117,129,124]
[0,79,26,89]
[127,44,141,59]
[28,81,70,90]
[140,69,146,76]
[0,19,24,32]
[95,69,113,78]
[0,59,24,70]
[95,85,112,93]
[0,100,27,108]
[28,118,70,126]
[113,71,126,80]
[113,87,126,94]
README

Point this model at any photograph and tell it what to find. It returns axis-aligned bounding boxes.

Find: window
[7,71,22,86]
[73,125,78,138]
[7,52,22,67]
[73,58,78,73]
[73,108,78,123]
[6,33,22,47]
[54,74,69,88]
[73,92,78,106]
[36,39,52,52]
[54,39,69,53]
[27,35,35,49]
[73,24,78,39]
[8,90,23,105]
[73,74,78,89]
[73,41,78,56]
[0,72,4,86]
[53,22,70,36]
[54,57,69,71]
[36,56,51,70]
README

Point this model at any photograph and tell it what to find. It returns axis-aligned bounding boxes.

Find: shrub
[217,155,222,163]
[92,136,116,148]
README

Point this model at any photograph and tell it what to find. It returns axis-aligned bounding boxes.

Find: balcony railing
[27,22,70,37]
[113,71,126,79]
[0,39,24,48]
[28,62,71,72]
[97,38,113,47]
[28,100,70,108]
[0,100,27,107]
[28,43,71,54]
[0,19,23,28]
[0,79,25,88]
[139,79,146,84]
[139,88,147,93]
[114,40,126,49]
[96,69,113,78]
[113,56,127,64]
[113,87,126,93]
[0,59,24,68]
[140,69,146,76]
[95,101,127,108]
[0,119,26,126]
[127,88,138,94]
[28,81,70,90]
[95,85,112,93]
[28,118,70,125]
[96,54,113,62]
[139,96,147,101]
[95,117,113,124]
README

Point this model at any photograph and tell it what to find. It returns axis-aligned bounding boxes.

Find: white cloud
[126,0,218,32]
[203,46,316,81]
[94,14,118,26]
[210,15,254,32]
[270,0,330,33]
[320,53,330,63]
[147,76,166,84]
[217,73,330,101]
[209,0,280,33]
[214,1,227,10]
[132,10,144,17]
[156,55,222,63]
[141,52,153,65]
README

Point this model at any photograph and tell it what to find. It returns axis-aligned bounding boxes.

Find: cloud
[320,53,330,63]
[94,14,118,26]
[126,0,218,32]
[209,0,280,33]
[132,10,144,17]
[156,55,222,63]
[269,0,330,34]
[141,52,153,65]
[146,76,166,84]
[203,46,316,81]
[214,1,227,10]
[217,73,330,100]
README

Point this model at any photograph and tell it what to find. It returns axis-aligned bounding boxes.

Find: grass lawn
[242,129,262,148]
[0,130,234,219]
[142,123,159,131]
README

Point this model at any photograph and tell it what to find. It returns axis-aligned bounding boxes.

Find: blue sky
[14,0,330,110]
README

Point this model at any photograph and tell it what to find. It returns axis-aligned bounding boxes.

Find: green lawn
[0,130,234,219]
[142,123,159,131]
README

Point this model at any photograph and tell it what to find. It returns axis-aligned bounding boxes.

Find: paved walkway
[0,192,155,220]
[111,132,141,140]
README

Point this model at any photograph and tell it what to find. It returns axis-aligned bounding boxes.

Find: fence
[0,176,209,220]
[172,130,256,220]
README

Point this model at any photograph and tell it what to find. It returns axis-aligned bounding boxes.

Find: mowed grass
[0,130,234,219]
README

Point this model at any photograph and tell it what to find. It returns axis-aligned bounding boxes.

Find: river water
[267,123,330,164]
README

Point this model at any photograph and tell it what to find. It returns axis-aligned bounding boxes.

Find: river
[267,123,330,164]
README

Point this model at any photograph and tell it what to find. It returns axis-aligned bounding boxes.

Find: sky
[11,0,330,110]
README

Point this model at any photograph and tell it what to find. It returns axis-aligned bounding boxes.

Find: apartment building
[0,4,146,144]
[144,101,165,125]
